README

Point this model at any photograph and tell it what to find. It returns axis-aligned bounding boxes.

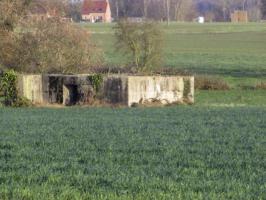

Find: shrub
[114,20,163,73]
[0,70,31,107]
[14,18,103,73]
[13,96,32,107]
[195,76,230,90]
[89,74,103,93]
[0,70,18,106]
[1,15,103,73]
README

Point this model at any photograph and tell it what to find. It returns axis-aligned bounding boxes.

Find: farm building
[82,0,112,23]
[18,74,194,107]
[231,10,248,23]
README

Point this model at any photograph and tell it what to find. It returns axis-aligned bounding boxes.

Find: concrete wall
[127,76,194,107]
[17,74,194,107]
[18,75,43,103]
[103,75,128,104]
[183,76,194,104]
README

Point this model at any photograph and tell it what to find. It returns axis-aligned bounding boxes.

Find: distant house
[82,0,111,23]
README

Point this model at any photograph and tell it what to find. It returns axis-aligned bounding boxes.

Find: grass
[194,76,266,106]
[83,22,266,76]
[81,22,266,34]
[0,107,266,199]
[0,23,265,200]
[196,89,266,106]
[82,22,266,106]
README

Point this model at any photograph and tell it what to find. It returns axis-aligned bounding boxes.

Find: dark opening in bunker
[64,84,80,106]
[48,76,63,104]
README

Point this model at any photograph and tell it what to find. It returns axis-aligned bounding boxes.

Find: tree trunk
[116,0,119,19]
[166,0,170,25]
[143,0,147,18]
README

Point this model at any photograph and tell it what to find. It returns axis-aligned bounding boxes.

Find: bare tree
[166,0,170,24]
[0,0,31,31]
[171,0,194,21]
[262,0,266,18]
[0,0,32,68]
[114,20,163,72]
[115,0,119,19]
[143,0,151,18]
[16,18,103,73]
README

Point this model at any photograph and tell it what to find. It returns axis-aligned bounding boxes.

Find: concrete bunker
[18,74,194,107]
[18,74,95,105]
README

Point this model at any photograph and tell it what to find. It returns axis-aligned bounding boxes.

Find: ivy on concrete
[89,74,103,93]
[0,70,31,107]
[0,70,18,106]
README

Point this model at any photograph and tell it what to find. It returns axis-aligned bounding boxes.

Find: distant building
[82,0,111,23]
[197,16,205,24]
[231,10,248,23]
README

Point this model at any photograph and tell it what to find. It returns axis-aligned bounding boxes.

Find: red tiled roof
[82,0,107,14]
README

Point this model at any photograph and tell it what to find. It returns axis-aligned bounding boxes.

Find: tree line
[4,0,264,22]
[108,0,265,22]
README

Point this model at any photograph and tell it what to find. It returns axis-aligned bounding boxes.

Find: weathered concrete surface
[103,75,128,104]
[18,75,43,103]
[18,74,93,105]
[61,75,93,105]
[183,76,194,104]
[17,74,194,107]
[127,76,194,107]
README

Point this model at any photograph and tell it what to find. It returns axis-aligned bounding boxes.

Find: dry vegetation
[255,81,266,90]
[195,76,230,90]
[0,0,103,74]
[16,18,103,73]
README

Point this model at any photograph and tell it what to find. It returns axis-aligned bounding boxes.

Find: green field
[1,23,266,200]
[81,22,266,106]
[84,22,266,76]
[0,107,266,199]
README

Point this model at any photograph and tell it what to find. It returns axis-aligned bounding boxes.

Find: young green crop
[0,107,265,199]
